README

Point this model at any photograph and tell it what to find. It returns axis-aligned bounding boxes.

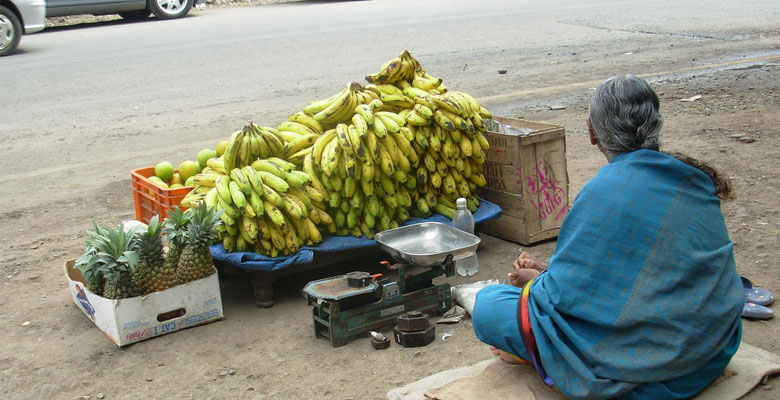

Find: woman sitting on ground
[472,75,743,400]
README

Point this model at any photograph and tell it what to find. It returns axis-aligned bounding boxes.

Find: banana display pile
[180,123,333,257]
[291,50,490,238]
[173,49,490,255]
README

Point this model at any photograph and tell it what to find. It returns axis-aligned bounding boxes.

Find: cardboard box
[478,117,569,245]
[65,259,224,346]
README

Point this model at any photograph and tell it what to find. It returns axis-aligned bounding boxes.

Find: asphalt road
[1,0,779,207]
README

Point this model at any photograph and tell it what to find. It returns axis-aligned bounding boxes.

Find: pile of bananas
[178,50,490,255]
[181,123,333,257]
[289,50,490,237]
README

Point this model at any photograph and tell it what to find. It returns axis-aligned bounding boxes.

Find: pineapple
[162,207,192,288]
[74,222,109,296]
[132,216,169,295]
[176,206,223,284]
[93,223,140,299]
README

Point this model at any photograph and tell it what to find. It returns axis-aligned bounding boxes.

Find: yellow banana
[193,173,218,187]
[368,98,383,112]
[413,104,434,120]
[222,129,244,171]
[229,168,253,195]
[256,126,285,158]
[459,136,473,157]
[304,87,348,115]
[284,170,306,188]
[372,116,388,138]
[312,129,337,163]
[205,187,219,208]
[478,106,492,119]
[238,134,252,167]
[257,171,290,193]
[228,181,248,210]
[303,154,327,195]
[263,202,287,228]
[354,104,374,126]
[365,58,403,84]
[405,110,428,126]
[288,111,324,134]
[335,123,354,155]
[287,146,312,166]
[239,216,258,243]
[305,218,322,243]
[261,183,285,207]
[412,73,443,91]
[433,109,457,132]
[475,132,490,151]
[432,95,461,115]
[375,112,402,133]
[284,133,318,158]
[352,114,369,138]
[380,94,415,109]
[215,176,232,203]
[347,125,368,162]
[267,223,286,251]
[251,159,286,178]
[249,190,265,217]
[218,196,239,219]
[320,139,339,177]
[378,135,401,167]
[206,157,227,175]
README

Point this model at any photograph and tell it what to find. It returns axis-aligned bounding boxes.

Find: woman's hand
[507,252,547,288]
[513,251,547,272]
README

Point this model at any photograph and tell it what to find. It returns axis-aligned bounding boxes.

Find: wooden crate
[477,117,569,245]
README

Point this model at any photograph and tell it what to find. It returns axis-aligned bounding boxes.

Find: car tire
[149,0,194,20]
[119,9,152,21]
[0,6,22,57]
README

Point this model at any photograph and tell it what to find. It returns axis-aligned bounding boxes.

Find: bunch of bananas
[218,121,286,172]
[181,124,333,257]
[290,49,490,237]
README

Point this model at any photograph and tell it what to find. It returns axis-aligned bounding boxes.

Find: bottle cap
[456,198,467,208]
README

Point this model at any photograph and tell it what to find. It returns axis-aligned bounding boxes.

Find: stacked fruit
[181,122,333,257]
[74,206,222,299]
[292,50,489,237]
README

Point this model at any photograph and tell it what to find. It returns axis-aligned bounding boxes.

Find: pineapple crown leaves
[131,215,164,260]
[163,207,193,247]
[75,221,110,285]
[184,205,224,248]
[92,223,140,284]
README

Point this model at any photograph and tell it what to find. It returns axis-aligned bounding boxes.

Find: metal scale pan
[374,222,480,268]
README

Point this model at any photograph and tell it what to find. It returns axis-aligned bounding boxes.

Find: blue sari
[474,150,743,399]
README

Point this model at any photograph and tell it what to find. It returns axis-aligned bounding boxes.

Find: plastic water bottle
[452,198,479,276]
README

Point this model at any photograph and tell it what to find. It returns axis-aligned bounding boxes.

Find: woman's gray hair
[589,75,664,154]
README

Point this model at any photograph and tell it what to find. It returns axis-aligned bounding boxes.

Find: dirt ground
[3,8,780,400]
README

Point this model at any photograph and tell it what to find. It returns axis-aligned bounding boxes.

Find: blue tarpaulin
[210,199,502,271]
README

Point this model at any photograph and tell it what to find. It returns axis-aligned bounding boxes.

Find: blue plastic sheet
[210,199,502,271]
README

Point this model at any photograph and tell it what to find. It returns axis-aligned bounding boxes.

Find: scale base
[310,281,451,347]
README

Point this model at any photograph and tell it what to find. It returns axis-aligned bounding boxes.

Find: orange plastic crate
[131,167,193,224]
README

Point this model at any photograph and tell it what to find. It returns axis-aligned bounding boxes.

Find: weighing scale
[303,222,480,347]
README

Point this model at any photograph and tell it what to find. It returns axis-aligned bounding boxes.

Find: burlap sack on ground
[387,342,780,400]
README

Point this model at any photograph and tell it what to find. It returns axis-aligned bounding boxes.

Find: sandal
[741,276,774,306]
[742,302,774,320]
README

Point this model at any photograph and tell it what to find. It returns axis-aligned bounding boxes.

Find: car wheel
[0,6,22,57]
[149,0,194,20]
[119,9,152,21]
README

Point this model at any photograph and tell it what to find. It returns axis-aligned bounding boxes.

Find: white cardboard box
[65,259,224,346]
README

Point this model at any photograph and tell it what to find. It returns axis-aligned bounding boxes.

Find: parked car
[46,0,200,21]
[0,0,202,56]
[1,0,46,56]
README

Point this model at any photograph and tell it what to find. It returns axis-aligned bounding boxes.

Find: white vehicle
[0,0,46,56]
[0,0,202,56]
